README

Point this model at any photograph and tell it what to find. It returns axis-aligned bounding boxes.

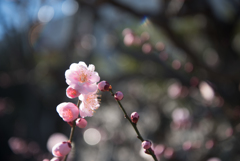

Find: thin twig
[109,89,158,161]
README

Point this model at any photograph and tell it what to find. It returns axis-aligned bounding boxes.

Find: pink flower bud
[142,140,152,149]
[66,86,80,99]
[131,112,139,123]
[76,118,87,128]
[114,91,124,101]
[98,81,110,91]
[52,141,72,157]
[56,102,79,122]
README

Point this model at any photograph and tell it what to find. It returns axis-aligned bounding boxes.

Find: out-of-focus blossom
[124,33,135,46]
[42,159,50,161]
[205,140,214,149]
[182,141,192,151]
[141,32,150,42]
[172,108,190,128]
[66,86,80,99]
[225,127,233,137]
[199,81,214,101]
[52,141,72,157]
[184,62,193,73]
[207,157,221,161]
[142,43,152,54]
[76,118,87,128]
[172,60,181,70]
[65,61,100,95]
[168,82,182,99]
[154,144,165,156]
[114,91,124,101]
[122,28,133,36]
[190,77,199,86]
[163,147,174,159]
[133,36,142,46]
[155,42,165,51]
[56,102,79,122]
[159,52,168,61]
[79,90,100,118]
[8,137,28,154]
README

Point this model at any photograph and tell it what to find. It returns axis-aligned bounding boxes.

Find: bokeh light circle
[83,128,101,145]
[62,0,79,16]
[38,5,54,23]
[47,133,68,152]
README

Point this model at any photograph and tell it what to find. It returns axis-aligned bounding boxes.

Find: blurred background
[1,0,240,161]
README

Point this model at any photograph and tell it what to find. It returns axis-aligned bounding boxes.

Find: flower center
[78,73,87,83]
[85,95,100,110]
[62,109,73,120]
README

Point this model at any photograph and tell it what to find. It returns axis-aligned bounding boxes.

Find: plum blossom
[79,90,100,118]
[56,102,79,122]
[65,61,100,95]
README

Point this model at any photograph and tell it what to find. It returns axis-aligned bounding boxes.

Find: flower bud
[66,86,80,99]
[98,81,110,91]
[76,118,87,128]
[52,141,72,157]
[131,112,139,123]
[114,91,124,101]
[142,140,152,149]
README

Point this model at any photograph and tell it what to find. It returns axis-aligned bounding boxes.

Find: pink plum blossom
[65,61,100,95]
[66,86,80,99]
[79,90,100,118]
[52,141,71,157]
[56,102,79,122]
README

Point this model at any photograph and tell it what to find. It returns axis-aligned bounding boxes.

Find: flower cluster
[61,61,100,119]
[46,62,101,161]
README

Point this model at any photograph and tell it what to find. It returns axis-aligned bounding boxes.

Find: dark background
[1,0,240,161]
